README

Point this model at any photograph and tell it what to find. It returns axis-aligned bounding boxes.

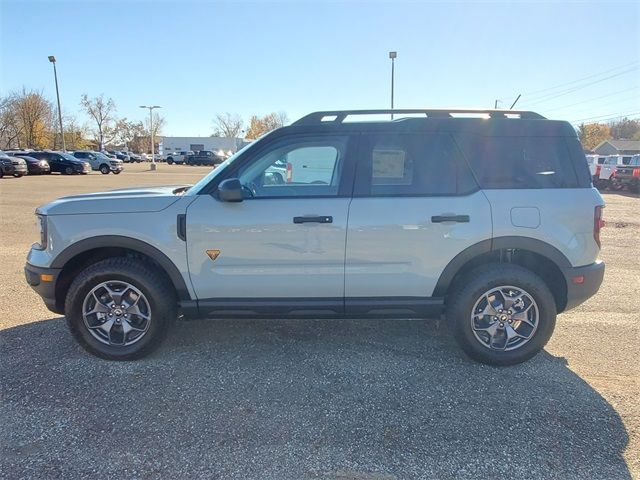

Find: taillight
[595,165,601,176]
[633,168,640,178]
[594,205,605,248]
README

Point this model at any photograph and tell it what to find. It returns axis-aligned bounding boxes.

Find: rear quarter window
[455,134,584,189]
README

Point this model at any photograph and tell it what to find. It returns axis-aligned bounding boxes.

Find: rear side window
[355,133,477,196]
[455,135,581,189]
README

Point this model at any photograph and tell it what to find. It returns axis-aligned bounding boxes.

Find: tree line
[578,118,640,151]
[0,88,166,152]
[212,112,289,140]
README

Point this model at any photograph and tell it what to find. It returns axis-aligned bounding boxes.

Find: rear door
[344,132,492,314]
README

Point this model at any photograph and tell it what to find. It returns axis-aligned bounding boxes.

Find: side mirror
[218,178,243,202]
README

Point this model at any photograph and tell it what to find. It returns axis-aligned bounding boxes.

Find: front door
[186,134,356,316]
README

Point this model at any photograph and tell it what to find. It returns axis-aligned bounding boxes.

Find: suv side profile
[25,109,605,365]
[166,151,193,165]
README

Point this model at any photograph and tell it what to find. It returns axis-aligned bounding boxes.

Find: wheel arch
[435,236,571,313]
[51,236,191,312]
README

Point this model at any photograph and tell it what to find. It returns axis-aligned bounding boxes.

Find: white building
[159,136,248,157]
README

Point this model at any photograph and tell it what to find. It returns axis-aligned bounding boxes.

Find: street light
[48,55,65,151]
[139,105,161,171]
[389,51,397,119]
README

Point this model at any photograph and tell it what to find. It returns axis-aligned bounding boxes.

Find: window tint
[238,136,347,197]
[356,133,476,196]
[456,135,579,189]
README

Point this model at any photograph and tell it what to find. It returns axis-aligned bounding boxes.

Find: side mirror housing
[218,178,243,202]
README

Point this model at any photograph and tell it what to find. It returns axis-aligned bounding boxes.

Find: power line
[542,86,640,113]
[570,110,640,123]
[522,60,639,97]
[521,67,639,107]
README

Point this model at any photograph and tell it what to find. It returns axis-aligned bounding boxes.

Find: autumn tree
[111,118,145,149]
[212,112,243,138]
[608,118,640,140]
[0,94,23,149]
[577,123,611,150]
[245,112,289,139]
[80,93,116,150]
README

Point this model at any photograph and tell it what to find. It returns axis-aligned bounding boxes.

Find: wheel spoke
[122,319,145,333]
[505,323,527,342]
[504,292,525,310]
[88,317,115,333]
[127,304,150,321]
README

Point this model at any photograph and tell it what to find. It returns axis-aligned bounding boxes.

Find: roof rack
[292,109,546,125]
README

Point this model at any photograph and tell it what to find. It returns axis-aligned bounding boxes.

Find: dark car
[126,152,142,163]
[0,151,27,177]
[108,150,131,162]
[6,152,50,174]
[0,155,16,178]
[27,151,91,175]
[186,150,224,166]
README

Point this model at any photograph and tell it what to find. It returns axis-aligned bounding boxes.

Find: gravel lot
[1,164,638,479]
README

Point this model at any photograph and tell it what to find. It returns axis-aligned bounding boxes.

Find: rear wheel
[99,164,110,174]
[167,157,174,165]
[64,257,177,360]
[64,166,74,175]
[447,264,556,366]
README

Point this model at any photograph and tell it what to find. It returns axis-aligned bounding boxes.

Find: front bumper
[12,165,28,175]
[25,263,63,314]
[1,164,15,175]
[562,260,605,311]
[110,165,123,172]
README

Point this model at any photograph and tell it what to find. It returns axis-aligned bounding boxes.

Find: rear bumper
[562,260,605,311]
[25,263,63,314]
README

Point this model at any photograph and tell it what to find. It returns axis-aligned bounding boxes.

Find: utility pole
[48,56,66,152]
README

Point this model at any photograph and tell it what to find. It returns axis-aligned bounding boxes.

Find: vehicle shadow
[0,317,631,480]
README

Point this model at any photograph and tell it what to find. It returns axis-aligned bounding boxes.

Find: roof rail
[292,109,546,125]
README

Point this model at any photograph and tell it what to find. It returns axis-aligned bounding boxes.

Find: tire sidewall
[448,265,557,366]
[66,263,174,359]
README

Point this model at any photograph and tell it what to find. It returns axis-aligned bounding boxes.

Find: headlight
[36,214,47,250]
[39,161,48,166]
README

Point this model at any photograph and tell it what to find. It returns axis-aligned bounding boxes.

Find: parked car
[107,150,131,162]
[186,150,224,166]
[124,152,142,163]
[27,151,91,175]
[73,151,123,174]
[6,152,51,174]
[0,154,16,178]
[612,154,640,192]
[0,151,27,177]
[25,108,605,366]
[166,151,194,165]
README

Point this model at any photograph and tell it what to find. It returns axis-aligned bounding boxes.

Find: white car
[72,151,123,174]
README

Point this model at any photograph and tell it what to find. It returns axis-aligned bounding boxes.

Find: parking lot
[0,164,638,479]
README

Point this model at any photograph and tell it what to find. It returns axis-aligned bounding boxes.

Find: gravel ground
[0,164,638,479]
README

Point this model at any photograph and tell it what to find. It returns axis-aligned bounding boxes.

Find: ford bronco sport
[25,109,605,365]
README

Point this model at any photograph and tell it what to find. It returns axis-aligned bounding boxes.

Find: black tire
[99,164,110,174]
[446,263,556,366]
[167,157,174,165]
[64,166,74,175]
[0,170,3,178]
[13,173,24,178]
[64,257,177,360]
[113,170,121,175]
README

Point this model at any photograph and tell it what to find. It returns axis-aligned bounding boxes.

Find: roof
[594,139,640,152]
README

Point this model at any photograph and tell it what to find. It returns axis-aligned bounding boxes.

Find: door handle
[293,216,333,224]
[431,215,470,223]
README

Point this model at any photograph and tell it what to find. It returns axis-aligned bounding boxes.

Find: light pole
[389,51,397,119]
[48,56,65,152]
[140,105,161,171]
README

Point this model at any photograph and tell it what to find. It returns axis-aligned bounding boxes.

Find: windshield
[60,153,78,161]
[187,140,257,195]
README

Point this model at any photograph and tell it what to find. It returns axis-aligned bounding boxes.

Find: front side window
[237,136,348,198]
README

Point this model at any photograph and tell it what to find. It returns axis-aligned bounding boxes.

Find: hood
[37,184,192,216]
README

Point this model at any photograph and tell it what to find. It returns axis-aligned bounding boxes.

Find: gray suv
[25,109,605,365]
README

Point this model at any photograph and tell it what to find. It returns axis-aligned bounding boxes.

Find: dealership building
[159,136,249,156]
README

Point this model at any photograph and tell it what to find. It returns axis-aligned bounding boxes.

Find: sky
[1,0,639,137]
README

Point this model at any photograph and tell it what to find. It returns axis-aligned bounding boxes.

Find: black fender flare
[433,236,572,297]
[51,235,191,300]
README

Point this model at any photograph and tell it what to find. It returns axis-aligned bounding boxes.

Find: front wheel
[166,158,174,165]
[113,170,121,175]
[99,164,110,174]
[447,264,556,366]
[65,257,177,360]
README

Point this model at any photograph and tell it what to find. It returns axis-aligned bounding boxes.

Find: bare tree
[112,118,145,149]
[0,94,23,149]
[80,94,116,150]
[212,113,244,138]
